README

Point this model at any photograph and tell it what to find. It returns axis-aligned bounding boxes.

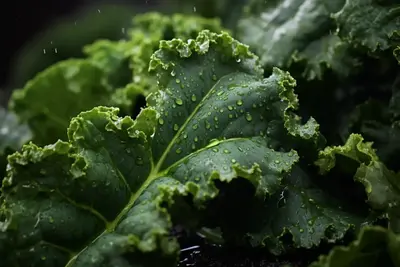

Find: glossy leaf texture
[8,13,224,146]
[0,30,316,267]
[236,0,361,80]
[310,226,400,267]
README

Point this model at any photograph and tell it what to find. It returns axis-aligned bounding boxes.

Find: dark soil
[174,227,312,267]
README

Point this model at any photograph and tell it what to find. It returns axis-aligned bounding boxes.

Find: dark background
[0,0,172,106]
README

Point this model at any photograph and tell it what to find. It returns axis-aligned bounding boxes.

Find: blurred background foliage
[0,0,247,106]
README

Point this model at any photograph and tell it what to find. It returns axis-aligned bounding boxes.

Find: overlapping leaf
[219,164,367,255]
[237,0,360,80]
[9,13,224,146]
[0,31,316,267]
[9,60,112,145]
[310,226,400,267]
[333,0,400,52]
[316,134,400,232]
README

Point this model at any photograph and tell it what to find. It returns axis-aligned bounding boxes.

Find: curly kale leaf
[8,13,224,146]
[333,0,400,52]
[310,226,400,267]
[316,134,400,232]
[9,60,113,146]
[237,0,361,80]
[338,48,400,171]
[0,30,315,267]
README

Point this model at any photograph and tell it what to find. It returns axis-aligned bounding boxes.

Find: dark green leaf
[310,226,400,267]
[0,31,315,267]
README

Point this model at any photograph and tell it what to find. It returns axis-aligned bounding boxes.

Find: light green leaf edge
[0,30,314,267]
[315,133,400,231]
[310,226,400,267]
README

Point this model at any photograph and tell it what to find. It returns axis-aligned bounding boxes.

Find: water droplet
[236,99,243,106]
[192,124,198,130]
[212,74,217,81]
[299,228,304,233]
[191,94,197,102]
[227,105,234,111]
[236,58,241,63]
[231,159,237,163]
[205,121,211,129]
[194,137,199,142]
[223,149,230,154]
[171,70,176,76]
[176,148,182,154]
[194,177,200,182]
[245,113,252,122]
[158,118,165,125]
[175,99,183,105]
[212,148,219,152]
[274,160,280,164]
[308,220,313,225]
[174,124,179,131]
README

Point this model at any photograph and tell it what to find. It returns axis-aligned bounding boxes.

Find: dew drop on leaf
[175,99,183,105]
[245,113,252,122]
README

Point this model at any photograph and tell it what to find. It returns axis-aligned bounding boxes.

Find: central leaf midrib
[153,72,235,173]
[66,72,244,266]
